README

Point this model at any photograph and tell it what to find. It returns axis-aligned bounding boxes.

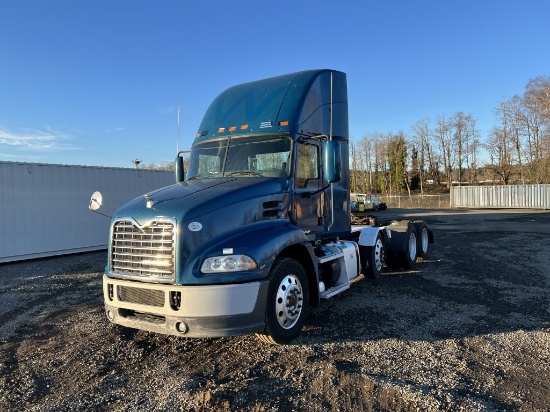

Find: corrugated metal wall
[0,162,173,263]
[451,185,550,209]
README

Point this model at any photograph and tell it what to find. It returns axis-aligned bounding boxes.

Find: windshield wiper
[225,170,263,176]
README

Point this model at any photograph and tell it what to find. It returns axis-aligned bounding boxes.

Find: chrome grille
[111,218,176,282]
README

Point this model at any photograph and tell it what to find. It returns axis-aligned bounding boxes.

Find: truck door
[294,141,324,237]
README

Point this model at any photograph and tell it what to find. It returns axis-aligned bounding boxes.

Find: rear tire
[386,225,418,269]
[402,227,418,268]
[256,258,309,345]
[360,232,385,279]
[416,222,429,258]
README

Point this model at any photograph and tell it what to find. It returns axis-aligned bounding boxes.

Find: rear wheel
[360,232,385,279]
[403,228,418,268]
[256,258,309,345]
[386,225,418,269]
[416,222,429,258]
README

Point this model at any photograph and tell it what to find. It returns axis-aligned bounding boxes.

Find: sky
[1,0,549,168]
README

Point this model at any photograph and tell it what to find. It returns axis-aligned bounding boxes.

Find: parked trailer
[90,70,434,344]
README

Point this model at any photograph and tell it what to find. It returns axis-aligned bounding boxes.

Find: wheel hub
[275,275,303,329]
[409,232,417,261]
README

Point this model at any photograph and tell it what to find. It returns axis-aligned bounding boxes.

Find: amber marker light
[279,120,289,126]
[240,124,248,130]
[218,127,226,133]
[229,126,237,132]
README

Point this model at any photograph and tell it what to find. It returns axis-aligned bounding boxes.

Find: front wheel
[256,258,309,345]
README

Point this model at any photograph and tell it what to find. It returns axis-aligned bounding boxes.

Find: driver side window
[296,143,319,188]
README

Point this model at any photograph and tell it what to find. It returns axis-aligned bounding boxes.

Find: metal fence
[451,185,550,209]
[378,194,451,209]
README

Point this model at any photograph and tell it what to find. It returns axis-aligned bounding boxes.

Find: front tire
[256,258,309,344]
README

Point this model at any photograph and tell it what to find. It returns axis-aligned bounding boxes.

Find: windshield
[186,135,292,179]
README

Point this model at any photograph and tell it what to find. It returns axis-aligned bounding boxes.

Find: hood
[114,177,290,225]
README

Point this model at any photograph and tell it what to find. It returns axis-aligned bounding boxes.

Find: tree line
[351,76,550,195]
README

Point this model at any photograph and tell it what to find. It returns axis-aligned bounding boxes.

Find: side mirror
[175,150,190,183]
[323,140,341,183]
[175,156,185,183]
[89,191,103,211]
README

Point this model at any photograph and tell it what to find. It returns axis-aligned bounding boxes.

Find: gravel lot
[1,208,549,411]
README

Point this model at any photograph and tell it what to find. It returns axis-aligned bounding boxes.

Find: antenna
[328,72,335,232]
[329,71,333,141]
[177,102,181,153]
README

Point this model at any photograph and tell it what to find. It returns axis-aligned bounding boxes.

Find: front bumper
[103,275,268,338]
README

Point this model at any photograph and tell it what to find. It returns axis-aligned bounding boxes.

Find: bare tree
[486,103,514,184]
[451,112,479,185]
[411,119,431,193]
[524,76,550,124]
[466,117,481,184]
[349,139,359,193]
[434,115,454,188]
[372,134,390,194]
[360,135,375,193]
[523,77,550,182]
[386,132,408,195]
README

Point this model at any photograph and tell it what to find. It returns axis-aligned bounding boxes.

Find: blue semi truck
[90,69,433,344]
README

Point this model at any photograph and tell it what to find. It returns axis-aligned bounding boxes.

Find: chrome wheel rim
[275,274,303,329]
[408,232,417,261]
[421,227,429,254]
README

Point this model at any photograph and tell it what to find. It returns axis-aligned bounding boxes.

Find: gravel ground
[1,208,549,411]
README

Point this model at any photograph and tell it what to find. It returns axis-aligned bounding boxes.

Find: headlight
[201,255,257,273]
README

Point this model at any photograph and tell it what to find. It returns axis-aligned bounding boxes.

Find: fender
[182,219,312,285]
[357,225,387,247]
[386,220,414,252]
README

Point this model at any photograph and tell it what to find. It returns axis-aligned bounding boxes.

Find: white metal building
[0,162,173,263]
[451,184,550,209]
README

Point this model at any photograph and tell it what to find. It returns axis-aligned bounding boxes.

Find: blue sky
[1,0,549,168]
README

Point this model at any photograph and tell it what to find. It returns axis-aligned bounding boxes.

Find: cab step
[320,282,350,299]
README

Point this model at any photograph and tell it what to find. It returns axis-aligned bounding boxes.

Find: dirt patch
[1,209,549,411]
